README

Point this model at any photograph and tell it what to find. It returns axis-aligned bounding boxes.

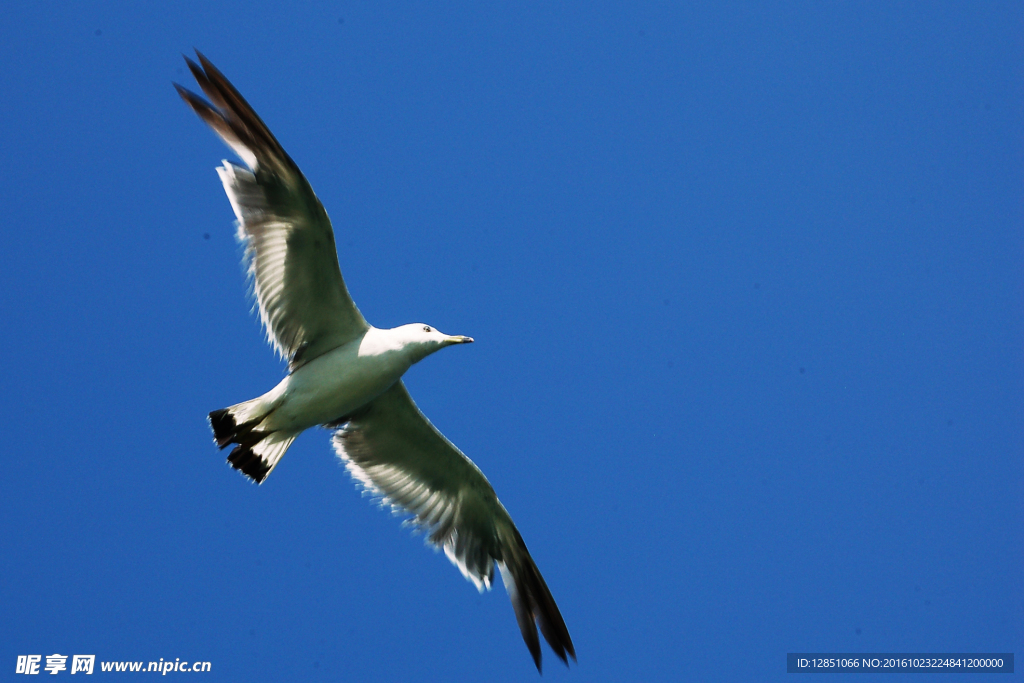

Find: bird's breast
[265,340,408,431]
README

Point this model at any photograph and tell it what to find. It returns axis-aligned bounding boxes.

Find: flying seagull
[175,52,575,671]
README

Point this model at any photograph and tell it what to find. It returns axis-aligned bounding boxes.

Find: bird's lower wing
[331,381,575,670]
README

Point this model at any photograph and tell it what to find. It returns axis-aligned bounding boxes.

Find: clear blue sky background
[1,2,1021,681]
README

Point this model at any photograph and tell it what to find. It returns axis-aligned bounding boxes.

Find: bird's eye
[423,326,432,333]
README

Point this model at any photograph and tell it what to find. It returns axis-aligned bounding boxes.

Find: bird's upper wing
[176,52,368,369]
[332,381,575,671]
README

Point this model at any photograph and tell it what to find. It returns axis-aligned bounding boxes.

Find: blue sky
[1,2,1021,681]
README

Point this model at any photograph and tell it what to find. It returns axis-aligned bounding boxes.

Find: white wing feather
[332,381,575,669]
[176,54,368,368]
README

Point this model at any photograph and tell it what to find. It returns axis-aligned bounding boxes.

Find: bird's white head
[390,323,474,364]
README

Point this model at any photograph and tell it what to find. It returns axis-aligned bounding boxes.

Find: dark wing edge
[174,51,294,178]
[497,523,577,671]
[331,381,575,671]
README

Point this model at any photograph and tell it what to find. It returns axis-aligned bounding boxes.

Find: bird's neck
[358,327,431,367]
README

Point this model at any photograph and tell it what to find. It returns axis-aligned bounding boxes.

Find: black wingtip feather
[176,51,296,177]
[183,56,207,88]
[509,582,543,671]
[501,527,576,672]
[173,82,198,106]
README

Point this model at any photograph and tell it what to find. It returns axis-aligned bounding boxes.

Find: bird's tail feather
[498,525,576,672]
[209,400,295,484]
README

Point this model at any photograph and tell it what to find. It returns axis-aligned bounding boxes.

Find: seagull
[175,52,575,671]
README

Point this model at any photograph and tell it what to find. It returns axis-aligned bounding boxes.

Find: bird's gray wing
[176,52,368,369]
[332,381,575,671]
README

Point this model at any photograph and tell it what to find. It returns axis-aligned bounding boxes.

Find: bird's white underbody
[252,324,471,433]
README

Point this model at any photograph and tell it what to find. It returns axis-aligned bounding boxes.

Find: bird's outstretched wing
[176,52,368,369]
[332,381,576,671]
